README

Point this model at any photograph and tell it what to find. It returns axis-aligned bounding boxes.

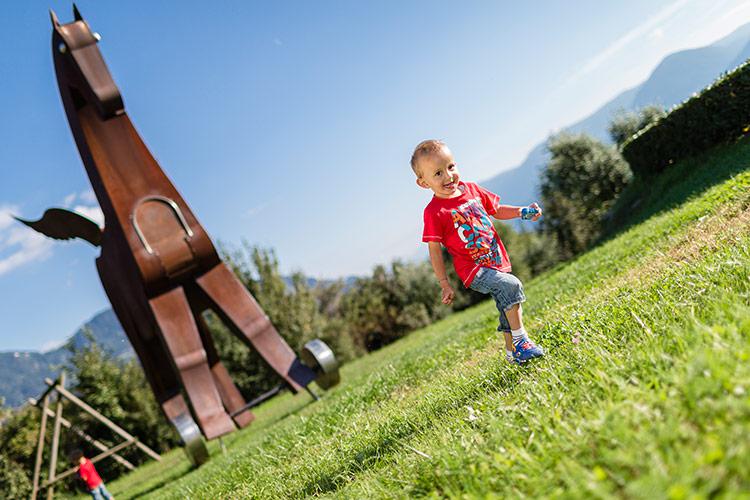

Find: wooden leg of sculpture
[148,286,236,440]
[196,263,317,391]
[97,256,209,464]
[193,312,255,428]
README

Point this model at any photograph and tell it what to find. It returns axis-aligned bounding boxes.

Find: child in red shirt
[70,449,114,500]
[412,139,544,364]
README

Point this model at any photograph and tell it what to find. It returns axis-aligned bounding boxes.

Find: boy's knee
[506,274,524,295]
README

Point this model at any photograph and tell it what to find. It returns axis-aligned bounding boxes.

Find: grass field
[69,137,750,499]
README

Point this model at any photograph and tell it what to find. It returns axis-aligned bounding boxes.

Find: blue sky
[2,0,749,351]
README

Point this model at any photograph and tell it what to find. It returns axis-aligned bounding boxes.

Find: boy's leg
[491,274,543,363]
[502,331,513,352]
[504,303,523,330]
[99,484,114,500]
[470,269,512,362]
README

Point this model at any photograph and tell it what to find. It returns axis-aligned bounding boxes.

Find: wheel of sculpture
[17,6,340,465]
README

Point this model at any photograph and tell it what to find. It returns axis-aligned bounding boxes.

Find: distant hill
[482,22,750,205]
[0,308,131,408]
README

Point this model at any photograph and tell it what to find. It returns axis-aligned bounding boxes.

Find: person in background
[69,449,114,500]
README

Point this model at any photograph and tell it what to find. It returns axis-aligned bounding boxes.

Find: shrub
[622,59,750,176]
[540,132,632,258]
[608,105,666,147]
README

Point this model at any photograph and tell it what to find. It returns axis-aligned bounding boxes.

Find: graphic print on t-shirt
[451,198,502,268]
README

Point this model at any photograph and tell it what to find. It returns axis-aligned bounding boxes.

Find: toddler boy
[412,139,544,364]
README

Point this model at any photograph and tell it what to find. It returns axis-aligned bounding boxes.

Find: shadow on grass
[605,135,750,238]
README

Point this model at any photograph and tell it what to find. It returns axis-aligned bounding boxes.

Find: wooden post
[45,378,162,461]
[47,372,65,500]
[29,398,135,470]
[31,394,51,500]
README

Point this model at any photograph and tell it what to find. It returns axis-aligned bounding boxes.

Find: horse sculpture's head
[51,5,124,120]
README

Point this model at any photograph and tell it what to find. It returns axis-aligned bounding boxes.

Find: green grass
[69,138,750,499]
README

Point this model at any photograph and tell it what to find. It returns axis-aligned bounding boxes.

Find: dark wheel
[300,339,341,390]
[171,411,209,466]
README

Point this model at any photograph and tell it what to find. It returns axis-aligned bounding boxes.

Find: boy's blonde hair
[410,139,447,175]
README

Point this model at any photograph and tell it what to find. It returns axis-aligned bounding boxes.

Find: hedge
[621,58,750,176]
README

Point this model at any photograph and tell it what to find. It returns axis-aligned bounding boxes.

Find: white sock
[511,328,526,343]
[505,349,513,360]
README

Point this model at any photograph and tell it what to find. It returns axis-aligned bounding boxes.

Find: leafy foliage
[493,221,560,282]
[540,132,632,258]
[608,105,666,146]
[622,58,750,175]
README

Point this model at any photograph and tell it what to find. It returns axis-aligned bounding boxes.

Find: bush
[494,222,561,282]
[622,59,750,176]
[608,105,665,147]
[0,454,31,499]
[339,261,448,351]
[540,132,632,258]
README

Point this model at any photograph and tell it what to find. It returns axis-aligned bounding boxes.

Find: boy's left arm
[493,202,542,221]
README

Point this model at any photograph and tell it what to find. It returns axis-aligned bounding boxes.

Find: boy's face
[415,146,461,198]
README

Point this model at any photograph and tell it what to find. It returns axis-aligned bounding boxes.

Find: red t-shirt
[78,458,103,489]
[422,181,511,287]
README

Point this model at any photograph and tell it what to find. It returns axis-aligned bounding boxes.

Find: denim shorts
[469,267,526,332]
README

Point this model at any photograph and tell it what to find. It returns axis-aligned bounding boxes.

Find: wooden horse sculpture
[19,7,338,460]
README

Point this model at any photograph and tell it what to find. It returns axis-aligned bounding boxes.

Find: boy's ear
[416,177,428,189]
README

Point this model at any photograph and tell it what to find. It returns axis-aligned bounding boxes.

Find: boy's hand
[529,202,542,221]
[440,281,455,305]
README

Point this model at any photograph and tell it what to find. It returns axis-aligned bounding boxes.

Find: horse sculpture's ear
[73,3,83,21]
[49,9,61,27]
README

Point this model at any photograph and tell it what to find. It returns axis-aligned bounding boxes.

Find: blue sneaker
[513,337,544,364]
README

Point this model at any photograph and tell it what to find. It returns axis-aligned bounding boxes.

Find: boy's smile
[415,146,462,199]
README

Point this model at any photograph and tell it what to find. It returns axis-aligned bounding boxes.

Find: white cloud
[0,205,17,231]
[41,339,66,352]
[243,202,270,218]
[564,0,692,85]
[0,225,53,277]
[79,189,97,204]
[63,192,77,207]
[685,1,750,49]
[649,27,665,40]
[72,205,105,227]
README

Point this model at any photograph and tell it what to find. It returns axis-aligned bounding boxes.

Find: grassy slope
[74,137,750,499]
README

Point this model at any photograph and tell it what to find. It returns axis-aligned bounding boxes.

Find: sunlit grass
[67,138,750,499]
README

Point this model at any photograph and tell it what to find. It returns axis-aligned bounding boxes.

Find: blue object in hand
[520,207,540,220]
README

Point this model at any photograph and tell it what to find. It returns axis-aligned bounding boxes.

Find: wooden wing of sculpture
[28,7,340,458]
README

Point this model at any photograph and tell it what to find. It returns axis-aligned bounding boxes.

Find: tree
[608,105,666,147]
[540,132,632,258]
[214,242,358,397]
[339,261,447,351]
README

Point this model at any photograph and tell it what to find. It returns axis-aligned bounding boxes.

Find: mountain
[482,22,750,205]
[0,308,131,408]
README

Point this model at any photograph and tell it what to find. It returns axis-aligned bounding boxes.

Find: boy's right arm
[427,242,455,305]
